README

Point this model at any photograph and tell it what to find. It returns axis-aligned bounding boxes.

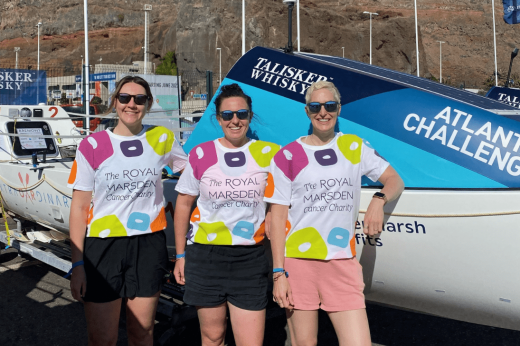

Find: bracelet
[63,260,84,278]
[273,267,289,278]
[176,252,186,259]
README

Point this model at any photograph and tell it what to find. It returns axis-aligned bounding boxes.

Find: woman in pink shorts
[265,81,404,345]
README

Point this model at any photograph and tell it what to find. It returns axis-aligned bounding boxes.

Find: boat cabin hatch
[4,121,58,159]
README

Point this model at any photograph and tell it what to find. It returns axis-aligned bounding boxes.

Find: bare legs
[84,291,160,346]
[197,302,266,346]
[84,299,122,346]
[286,308,371,346]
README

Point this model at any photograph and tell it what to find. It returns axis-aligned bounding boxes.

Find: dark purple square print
[120,140,144,158]
[314,149,338,166]
[224,152,246,167]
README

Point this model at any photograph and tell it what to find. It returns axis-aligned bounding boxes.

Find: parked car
[60,104,108,131]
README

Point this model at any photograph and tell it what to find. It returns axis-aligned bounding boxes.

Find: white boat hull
[357,189,520,330]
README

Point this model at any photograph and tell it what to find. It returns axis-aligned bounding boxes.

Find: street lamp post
[83,0,90,130]
[491,0,498,86]
[342,47,344,58]
[36,21,42,70]
[81,55,84,103]
[363,11,378,65]
[14,47,20,69]
[438,41,445,83]
[144,4,152,74]
[242,0,245,55]
[297,0,300,52]
[216,48,222,85]
[414,0,419,77]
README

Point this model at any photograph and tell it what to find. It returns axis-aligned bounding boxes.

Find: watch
[372,192,388,204]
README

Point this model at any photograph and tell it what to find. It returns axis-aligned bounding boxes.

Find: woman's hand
[363,166,405,236]
[174,258,185,285]
[273,275,294,310]
[70,265,87,303]
[363,198,385,236]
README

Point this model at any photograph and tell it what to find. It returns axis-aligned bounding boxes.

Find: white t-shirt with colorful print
[175,139,280,246]
[67,125,187,238]
[264,133,389,261]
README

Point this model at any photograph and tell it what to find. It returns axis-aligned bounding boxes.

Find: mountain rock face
[0,0,518,88]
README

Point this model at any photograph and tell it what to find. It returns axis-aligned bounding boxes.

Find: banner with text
[503,0,520,24]
[0,69,47,105]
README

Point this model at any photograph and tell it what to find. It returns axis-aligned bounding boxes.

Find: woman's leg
[84,299,122,346]
[286,309,319,346]
[197,303,228,346]
[328,308,371,346]
[227,302,265,346]
[125,291,161,346]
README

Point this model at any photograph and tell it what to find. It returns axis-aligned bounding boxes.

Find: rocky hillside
[0,0,518,88]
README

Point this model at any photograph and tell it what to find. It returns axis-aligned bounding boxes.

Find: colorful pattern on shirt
[67,125,188,238]
[264,133,389,260]
[175,139,280,246]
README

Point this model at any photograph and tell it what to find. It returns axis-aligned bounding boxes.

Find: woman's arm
[264,203,272,240]
[69,189,92,303]
[173,193,197,285]
[270,204,294,309]
[363,166,404,236]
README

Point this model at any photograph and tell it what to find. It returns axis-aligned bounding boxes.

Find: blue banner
[503,0,520,24]
[0,69,47,105]
[75,72,116,83]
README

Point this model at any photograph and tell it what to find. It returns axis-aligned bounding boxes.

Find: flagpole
[492,0,498,86]
[414,0,420,77]
[83,0,90,130]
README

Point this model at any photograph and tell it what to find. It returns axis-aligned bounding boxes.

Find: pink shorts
[285,257,365,312]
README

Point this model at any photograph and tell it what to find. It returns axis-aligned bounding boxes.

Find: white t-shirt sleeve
[174,158,200,196]
[169,137,188,173]
[361,141,390,182]
[264,159,292,206]
[67,150,94,191]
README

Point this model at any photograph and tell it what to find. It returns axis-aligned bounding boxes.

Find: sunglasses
[117,93,150,105]
[219,109,251,121]
[306,101,339,113]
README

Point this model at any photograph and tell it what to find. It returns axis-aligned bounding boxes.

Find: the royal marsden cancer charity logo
[250,57,333,95]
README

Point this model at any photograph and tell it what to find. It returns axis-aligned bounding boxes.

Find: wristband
[64,260,84,278]
[273,267,289,278]
[176,252,186,259]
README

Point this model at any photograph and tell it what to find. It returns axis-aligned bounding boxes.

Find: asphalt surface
[1,216,520,346]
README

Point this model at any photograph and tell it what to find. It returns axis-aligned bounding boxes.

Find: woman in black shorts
[173,84,280,346]
[68,76,187,345]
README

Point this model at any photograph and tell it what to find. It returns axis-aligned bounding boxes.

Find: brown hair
[214,83,253,120]
[104,75,153,115]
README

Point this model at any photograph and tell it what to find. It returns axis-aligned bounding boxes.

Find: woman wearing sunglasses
[68,75,188,345]
[266,81,404,346]
[173,83,280,346]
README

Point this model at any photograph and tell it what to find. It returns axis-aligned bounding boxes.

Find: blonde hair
[304,81,341,104]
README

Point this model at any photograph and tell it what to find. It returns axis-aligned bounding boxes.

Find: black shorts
[83,231,169,303]
[183,243,269,311]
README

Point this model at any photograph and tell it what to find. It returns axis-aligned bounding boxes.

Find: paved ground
[1,216,520,345]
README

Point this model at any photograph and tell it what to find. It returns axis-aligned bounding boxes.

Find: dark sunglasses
[117,93,150,105]
[307,101,339,113]
[219,109,251,121]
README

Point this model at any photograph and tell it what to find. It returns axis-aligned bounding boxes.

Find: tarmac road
[1,217,520,345]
